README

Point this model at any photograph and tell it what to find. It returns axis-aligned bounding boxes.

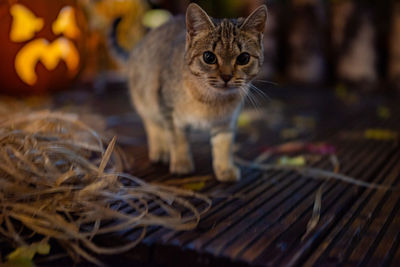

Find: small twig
[302,184,323,241]
[235,156,392,190]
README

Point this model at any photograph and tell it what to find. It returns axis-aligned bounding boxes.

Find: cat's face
[185,4,267,101]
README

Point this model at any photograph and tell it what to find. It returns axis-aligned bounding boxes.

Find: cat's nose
[221,74,233,83]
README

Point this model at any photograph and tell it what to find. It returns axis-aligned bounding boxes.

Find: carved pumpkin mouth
[15,38,79,85]
[10,4,81,86]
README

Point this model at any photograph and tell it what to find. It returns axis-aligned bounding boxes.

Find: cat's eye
[203,51,217,64]
[236,52,250,65]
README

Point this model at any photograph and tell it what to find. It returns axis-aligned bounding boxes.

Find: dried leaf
[182,182,206,191]
[6,240,50,266]
[278,156,306,166]
[364,129,398,140]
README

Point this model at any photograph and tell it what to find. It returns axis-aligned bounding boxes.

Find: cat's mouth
[211,81,246,93]
[211,84,239,94]
[204,78,246,97]
[216,83,236,90]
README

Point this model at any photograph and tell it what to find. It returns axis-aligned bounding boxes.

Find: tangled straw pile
[0,111,211,265]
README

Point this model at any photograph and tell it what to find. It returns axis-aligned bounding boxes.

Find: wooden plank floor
[37,85,400,266]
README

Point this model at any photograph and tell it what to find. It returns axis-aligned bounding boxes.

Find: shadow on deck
[45,84,400,266]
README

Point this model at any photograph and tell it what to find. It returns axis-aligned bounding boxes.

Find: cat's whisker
[240,85,261,111]
[253,79,279,86]
[237,87,245,100]
[249,85,265,110]
[250,88,269,103]
[247,95,260,111]
[238,86,247,101]
[249,83,271,102]
[249,93,261,111]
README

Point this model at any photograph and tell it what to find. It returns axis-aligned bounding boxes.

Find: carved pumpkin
[0,0,86,94]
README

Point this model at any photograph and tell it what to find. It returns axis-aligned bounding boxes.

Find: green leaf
[5,241,50,267]
[182,181,206,191]
[278,156,306,167]
[2,258,35,267]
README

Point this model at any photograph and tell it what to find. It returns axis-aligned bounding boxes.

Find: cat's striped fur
[116,3,267,181]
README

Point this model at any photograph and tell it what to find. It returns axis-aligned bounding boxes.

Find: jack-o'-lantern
[0,0,86,94]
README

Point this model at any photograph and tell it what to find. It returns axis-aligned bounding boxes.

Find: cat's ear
[186,3,214,36]
[240,5,267,34]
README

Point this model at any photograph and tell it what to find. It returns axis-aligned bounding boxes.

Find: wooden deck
[17,84,400,266]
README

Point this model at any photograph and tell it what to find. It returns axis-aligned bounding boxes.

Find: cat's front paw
[170,157,194,175]
[149,149,169,164]
[214,164,241,182]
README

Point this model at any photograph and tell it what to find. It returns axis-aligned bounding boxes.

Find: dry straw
[0,110,211,265]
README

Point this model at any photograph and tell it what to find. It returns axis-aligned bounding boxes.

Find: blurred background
[0,0,399,95]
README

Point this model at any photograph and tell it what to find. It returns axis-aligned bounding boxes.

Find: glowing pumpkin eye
[10,4,44,42]
[52,6,80,39]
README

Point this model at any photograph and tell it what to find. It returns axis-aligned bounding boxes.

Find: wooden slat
[246,142,393,265]
[26,85,400,266]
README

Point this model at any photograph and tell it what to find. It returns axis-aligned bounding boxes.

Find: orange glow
[10,4,44,42]
[52,6,80,39]
[15,38,80,85]
[9,4,81,86]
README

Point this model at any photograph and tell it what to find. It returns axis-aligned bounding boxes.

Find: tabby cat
[111,3,267,182]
